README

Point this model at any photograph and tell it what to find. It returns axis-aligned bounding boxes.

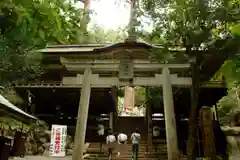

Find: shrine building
[14,40,232,159]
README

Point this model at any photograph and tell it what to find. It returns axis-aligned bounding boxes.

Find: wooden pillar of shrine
[72,68,92,160]
[109,112,114,132]
[162,67,179,160]
[187,60,200,160]
[30,104,35,115]
[199,107,216,159]
[145,87,152,154]
[111,86,118,132]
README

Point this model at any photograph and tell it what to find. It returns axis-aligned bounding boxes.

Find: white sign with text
[49,124,67,157]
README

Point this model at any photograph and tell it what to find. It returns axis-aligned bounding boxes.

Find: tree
[0,0,87,102]
[139,0,240,45]
[134,87,146,106]
[217,86,240,125]
[88,24,127,43]
[131,0,240,159]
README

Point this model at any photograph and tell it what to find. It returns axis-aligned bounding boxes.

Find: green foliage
[134,87,146,106]
[132,0,240,121]
[0,0,89,104]
[89,25,127,43]
[217,86,240,125]
[0,116,26,129]
[118,87,125,97]
[0,0,85,87]
[139,0,240,47]
[0,0,128,105]
[214,23,240,121]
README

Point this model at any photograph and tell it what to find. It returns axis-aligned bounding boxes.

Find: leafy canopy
[0,0,127,103]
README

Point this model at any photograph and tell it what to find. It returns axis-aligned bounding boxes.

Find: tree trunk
[187,60,200,160]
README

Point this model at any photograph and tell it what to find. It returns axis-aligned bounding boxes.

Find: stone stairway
[84,140,168,160]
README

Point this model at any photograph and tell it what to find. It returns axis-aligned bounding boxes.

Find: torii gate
[56,47,193,160]
[50,1,194,159]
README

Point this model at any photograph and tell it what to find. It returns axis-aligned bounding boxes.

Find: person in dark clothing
[131,128,141,160]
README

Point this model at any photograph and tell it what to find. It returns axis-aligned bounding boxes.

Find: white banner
[49,124,67,157]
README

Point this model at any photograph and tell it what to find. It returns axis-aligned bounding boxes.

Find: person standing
[131,128,141,160]
[106,130,116,160]
[117,132,128,156]
[153,125,160,152]
[97,123,105,152]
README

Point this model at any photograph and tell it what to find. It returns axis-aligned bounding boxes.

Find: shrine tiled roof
[38,41,185,53]
[0,94,37,122]
[37,38,240,81]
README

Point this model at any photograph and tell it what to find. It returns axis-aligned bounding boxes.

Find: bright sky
[77,0,131,30]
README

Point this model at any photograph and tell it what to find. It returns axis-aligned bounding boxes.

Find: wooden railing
[14,81,81,88]
[13,80,226,88]
[200,81,225,88]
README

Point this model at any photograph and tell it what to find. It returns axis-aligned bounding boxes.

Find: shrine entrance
[19,40,230,160]
[40,42,194,160]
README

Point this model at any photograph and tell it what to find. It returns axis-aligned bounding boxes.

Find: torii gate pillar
[162,67,180,160]
[72,68,92,160]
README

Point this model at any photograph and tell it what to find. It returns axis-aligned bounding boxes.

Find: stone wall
[222,126,240,160]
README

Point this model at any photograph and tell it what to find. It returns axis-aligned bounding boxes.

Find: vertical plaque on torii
[119,59,134,80]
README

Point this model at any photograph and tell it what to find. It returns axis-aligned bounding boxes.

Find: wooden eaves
[0,94,37,124]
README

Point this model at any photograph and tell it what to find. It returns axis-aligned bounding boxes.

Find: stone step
[89,145,151,149]
[87,147,167,152]
[86,141,168,160]
[87,146,152,151]
[84,154,168,160]
[89,144,166,149]
[89,142,150,146]
[85,157,163,160]
[89,144,150,148]
[85,150,168,159]
[86,149,167,155]
[89,140,167,145]
[85,156,188,160]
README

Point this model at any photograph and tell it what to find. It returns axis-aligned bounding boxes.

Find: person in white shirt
[118,132,128,144]
[131,128,141,160]
[98,124,105,153]
[153,125,160,152]
[106,130,116,160]
[153,125,160,137]
[98,124,105,136]
[117,132,128,156]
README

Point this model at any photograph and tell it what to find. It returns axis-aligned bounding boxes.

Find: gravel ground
[9,156,72,160]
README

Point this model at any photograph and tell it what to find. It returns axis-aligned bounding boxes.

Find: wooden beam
[134,63,190,69]
[60,58,191,72]
[60,59,190,66]
[62,74,192,87]
[200,81,225,88]
[62,64,190,72]
[63,64,119,72]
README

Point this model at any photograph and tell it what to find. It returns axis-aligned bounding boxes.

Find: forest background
[0,0,240,125]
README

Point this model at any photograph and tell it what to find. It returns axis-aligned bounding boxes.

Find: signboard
[49,125,67,157]
[119,59,133,80]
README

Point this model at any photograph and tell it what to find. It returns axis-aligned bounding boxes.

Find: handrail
[13,81,80,88]
[13,80,226,88]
